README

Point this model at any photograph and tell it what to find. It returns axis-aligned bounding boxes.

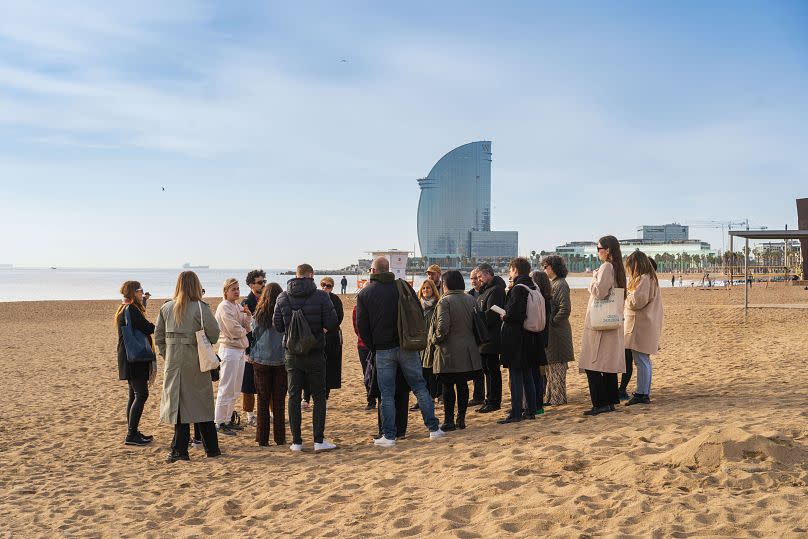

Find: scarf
[421,298,436,309]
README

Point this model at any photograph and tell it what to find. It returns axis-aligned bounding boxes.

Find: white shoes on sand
[290,440,338,452]
[429,428,446,439]
[374,436,396,447]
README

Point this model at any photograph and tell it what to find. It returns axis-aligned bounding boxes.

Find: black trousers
[508,367,536,418]
[585,370,619,408]
[126,376,149,436]
[286,350,327,445]
[481,353,502,406]
[376,367,409,438]
[440,373,470,425]
[619,349,633,393]
[171,411,219,457]
[530,364,545,408]
[472,370,485,401]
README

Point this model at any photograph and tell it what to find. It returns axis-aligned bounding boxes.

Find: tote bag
[196,301,220,372]
[122,306,156,363]
[589,288,624,331]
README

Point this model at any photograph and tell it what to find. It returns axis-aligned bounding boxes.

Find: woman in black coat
[498,258,543,424]
[320,277,344,397]
[115,281,156,446]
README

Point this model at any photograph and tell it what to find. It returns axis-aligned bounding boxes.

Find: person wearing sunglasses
[320,277,344,400]
[239,269,267,427]
[579,235,627,416]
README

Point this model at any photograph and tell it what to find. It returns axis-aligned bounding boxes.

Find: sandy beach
[2,284,808,538]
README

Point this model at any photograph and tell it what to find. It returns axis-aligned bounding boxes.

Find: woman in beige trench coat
[155,271,222,462]
[579,235,627,416]
[623,251,664,406]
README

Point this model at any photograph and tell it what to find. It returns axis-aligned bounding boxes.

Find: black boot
[166,450,190,463]
[442,399,456,431]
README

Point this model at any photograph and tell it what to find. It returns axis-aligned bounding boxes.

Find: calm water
[0,267,690,302]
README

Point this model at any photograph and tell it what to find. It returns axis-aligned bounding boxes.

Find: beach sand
[1,284,808,537]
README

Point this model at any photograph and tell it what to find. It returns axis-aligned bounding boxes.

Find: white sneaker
[314,440,337,452]
[429,428,446,439]
[374,436,396,447]
[246,413,257,426]
[290,443,303,452]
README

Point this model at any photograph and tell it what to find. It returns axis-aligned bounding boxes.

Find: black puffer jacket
[477,275,507,354]
[356,272,401,351]
[273,277,338,351]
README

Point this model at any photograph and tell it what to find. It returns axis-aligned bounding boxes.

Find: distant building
[417,141,517,264]
[637,223,689,242]
[552,239,718,258]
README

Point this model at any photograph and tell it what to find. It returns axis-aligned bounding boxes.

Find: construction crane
[684,219,753,253]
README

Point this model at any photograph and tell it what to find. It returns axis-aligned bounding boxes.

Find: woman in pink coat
[623,251,664,405]
[579,235,627,416]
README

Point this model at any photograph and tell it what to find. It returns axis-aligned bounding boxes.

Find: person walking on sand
[579,235,627,417]
[356,256,445,447]
[498,257,543,424]
[239,269,266,428]
[115,280,156,447]
[340,276,348,295]
[540,256,574,406]
[671,274,675,288]
[273,263,339,452]
[155,271,221,462]
[319,277,344,399]
[475,263,507,413]
[430,270,483,431]
[624,251,664,406]
[214,278,253,436]
[250,282,287,446]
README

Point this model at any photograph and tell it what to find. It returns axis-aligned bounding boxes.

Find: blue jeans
[509,367,536,418]
[376,347,439,439]
[631,350,652,396]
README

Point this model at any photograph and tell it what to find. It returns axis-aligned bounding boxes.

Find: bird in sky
[339,58,348,63]
[161,186,165,191]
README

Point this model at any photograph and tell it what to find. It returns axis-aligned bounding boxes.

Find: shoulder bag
[196,301,221,372]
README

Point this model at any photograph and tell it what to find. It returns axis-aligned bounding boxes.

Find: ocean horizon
[0,266,694,302]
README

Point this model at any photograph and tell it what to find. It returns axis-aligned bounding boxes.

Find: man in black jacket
[475,263,506,413]
[273,264,339,452]
[467,267,485,406]
[356,257,445,447]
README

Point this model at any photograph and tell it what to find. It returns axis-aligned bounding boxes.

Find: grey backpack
[286,297,318,355]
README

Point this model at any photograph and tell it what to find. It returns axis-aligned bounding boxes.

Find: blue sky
[1,1,806,268]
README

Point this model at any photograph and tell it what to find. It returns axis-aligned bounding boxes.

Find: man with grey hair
[467,267,485,406]
[474,263,507,412]
[356,256,445,446]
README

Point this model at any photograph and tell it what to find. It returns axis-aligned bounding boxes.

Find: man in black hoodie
[356,257,445,446]
[274,264,339,452]
[475,263,507,413]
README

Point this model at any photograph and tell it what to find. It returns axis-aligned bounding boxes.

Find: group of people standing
[115,235,663,461]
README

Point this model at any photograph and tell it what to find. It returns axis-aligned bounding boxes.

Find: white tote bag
[196,301,220,372]
[589,288,624,331]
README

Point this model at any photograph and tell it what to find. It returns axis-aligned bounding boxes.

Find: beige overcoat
[155,300,220,425]
[579,262,626,374]
[624,274,664,355]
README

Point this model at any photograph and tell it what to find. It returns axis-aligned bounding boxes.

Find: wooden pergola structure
[728,229,808,311]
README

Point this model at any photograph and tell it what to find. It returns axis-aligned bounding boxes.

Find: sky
[1,1,806,269]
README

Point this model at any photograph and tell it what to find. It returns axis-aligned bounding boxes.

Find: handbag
[589,287,624,330]
[122,306,156,363]
[196,301,220,372]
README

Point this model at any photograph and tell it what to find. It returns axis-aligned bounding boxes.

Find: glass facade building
[417,141,517,261]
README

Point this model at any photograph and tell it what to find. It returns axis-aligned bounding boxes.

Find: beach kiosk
[357,249,413,289]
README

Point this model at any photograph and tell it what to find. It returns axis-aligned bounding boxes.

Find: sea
[0,267,692,302]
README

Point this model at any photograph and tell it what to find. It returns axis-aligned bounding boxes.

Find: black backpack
[395,279,427,351]
[285,296,318,355]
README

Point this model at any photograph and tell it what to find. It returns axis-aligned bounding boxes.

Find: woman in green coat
[155,271,222,463]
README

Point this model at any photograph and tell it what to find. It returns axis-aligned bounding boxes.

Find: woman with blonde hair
[418,278,442,401]
[155,271,221,462]
[579,235,627,416]
[115,281,155,446]
[624,251,664,406]
[214,277,253,436]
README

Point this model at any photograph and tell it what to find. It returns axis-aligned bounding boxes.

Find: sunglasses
[321,283,333,289]
[597,246,607,251]
[254,280,267,285]
[135,288,143,292]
